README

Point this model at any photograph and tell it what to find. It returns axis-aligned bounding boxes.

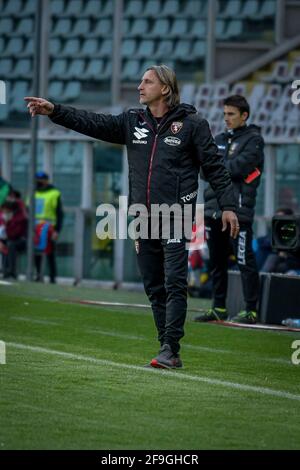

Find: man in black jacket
[194,95,264,324]
[25,65,239,368]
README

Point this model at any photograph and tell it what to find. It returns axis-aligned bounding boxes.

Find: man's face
[36,178,48,189]
[138,69,167,106]
[224,105,248,130]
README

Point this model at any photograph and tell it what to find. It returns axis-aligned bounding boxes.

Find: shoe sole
[150,359,183,369]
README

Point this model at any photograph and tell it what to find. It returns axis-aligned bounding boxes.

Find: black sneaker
[150,344,183,369]
[230,310,257,324]
[193,307,227,322]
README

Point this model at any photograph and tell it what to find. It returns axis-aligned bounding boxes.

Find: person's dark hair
[146,64,180,108]
[1,200,17,211]
[223,95,250,120]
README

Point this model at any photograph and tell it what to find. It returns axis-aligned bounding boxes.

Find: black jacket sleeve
[225,135,264,180]
[192,119,237,212]
[55,195,64,233]
[49,104,126,145]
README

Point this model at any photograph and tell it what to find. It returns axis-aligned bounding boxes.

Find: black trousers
[3,238,26,278]
[136,237,189,355]
[35,243,57,283]
[205,217,259,312]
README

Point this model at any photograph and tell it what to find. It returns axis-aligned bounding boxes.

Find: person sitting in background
[0,197,27,280]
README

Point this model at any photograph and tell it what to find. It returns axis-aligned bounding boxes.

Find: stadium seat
[124,0,143,16]
[121,39,137,58]
[226,19,243,38]
[98,60,112,80]
[79,38,99,58]
[61,59,85,79]
[240,0,259,18]
[218,0,242,18]
[63,81,81,101]
[190,19,206,38]
[289,61,300,81]
[0,17,14,34]
[260,0,276,18]
[52,18,72,36]
[2,38,24,57]
[230,82,246,95]
[262,61,289,83]
[182,0,205,17]
[122,18,131,35]
[213,82,229,100]
[161,0,179,16]
[12,59,32,78]
[135,39,155,58]
[72,19,91,36]
[81,0,104,17]
[49,38,62,56]
[190,40,205,59]
[142,0,161,17]
[122,59,140,80]
[17,37,33,57]
[215,19,226,39]
[173,40,191,60]
[148,19,170,37]
[93,18,112,37]
[48,80,64,100]
[10,80,31,111]
[169,19,188,37]
[101,0,114,16]
[129,18,149,37]
[50,0,66,16]
[248,83,266,110]
[49,59,68,79]
[1,0,23,16]
[154,40,174,59]
[19,0,36,16]
[15,18,34,35]
[61,39,81,57]
[98,39,112,57]
[85,59,105,79]
[65,0,84,16]
[0,58,14,77]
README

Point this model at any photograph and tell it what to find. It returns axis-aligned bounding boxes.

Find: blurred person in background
[34,171,64,283]
[0,172,11,206]
[24,64,239,369]
[194,95,264,325]
[0,195,27,280]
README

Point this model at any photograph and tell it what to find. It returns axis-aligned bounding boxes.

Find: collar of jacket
[225,123,262,140]
[144,103,197,132]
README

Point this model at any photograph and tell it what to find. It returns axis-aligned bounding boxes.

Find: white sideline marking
[87,328,145,341]
[86,328,290,365]
[7,342,300,402]
[10,316,60,326]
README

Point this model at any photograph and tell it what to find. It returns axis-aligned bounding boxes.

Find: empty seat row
[217,0,276,19]
[48,37,206,59]
[51,0,113,18]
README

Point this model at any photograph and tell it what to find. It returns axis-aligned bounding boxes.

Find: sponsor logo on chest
[132,127,149,144]
[164,136,181,146]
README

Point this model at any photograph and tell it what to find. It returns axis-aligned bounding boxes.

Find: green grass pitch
[0,281,299,450]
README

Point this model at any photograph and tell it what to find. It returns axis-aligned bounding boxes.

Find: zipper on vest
[147,134,158,209]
